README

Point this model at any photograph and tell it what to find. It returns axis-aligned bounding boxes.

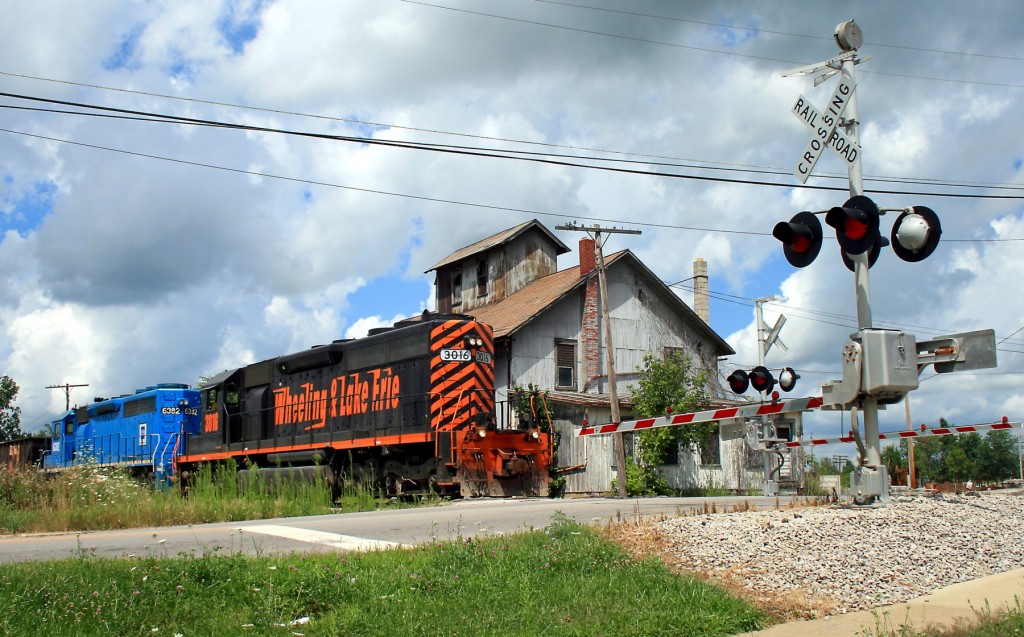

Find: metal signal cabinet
[40,384,201,486]
[182,315,552,497]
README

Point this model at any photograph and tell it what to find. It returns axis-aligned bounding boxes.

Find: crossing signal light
[748,366,775,393]
[773,211,823,268]
[825,195,889,257]
[727,370,749,394]
[778,367,800,392]
[891,206,941,262]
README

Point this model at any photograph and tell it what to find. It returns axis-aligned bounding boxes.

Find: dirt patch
[601,517,839,623]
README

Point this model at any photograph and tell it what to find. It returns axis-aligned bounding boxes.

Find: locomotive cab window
[204,388,218,412]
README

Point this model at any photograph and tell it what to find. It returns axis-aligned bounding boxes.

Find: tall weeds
[0,461,391,534]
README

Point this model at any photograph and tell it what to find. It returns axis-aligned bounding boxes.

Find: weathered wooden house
[426,219,792,494]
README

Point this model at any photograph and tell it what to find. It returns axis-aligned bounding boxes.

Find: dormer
[426,219,570,313]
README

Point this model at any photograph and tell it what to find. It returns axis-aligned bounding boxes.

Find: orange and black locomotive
[180,314,552,497]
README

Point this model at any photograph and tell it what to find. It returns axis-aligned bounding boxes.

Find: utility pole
[46,383,89,412]
[905,395,916,488]
[754,296,784,495]
[556,223,641,498]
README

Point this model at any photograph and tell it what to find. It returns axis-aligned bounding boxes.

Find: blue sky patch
[217,0,268,54]
[103,24,145,71]
[1,180,57,238]
[347,272,432,324]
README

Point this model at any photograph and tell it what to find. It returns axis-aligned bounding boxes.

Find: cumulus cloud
[0,0,1021,442]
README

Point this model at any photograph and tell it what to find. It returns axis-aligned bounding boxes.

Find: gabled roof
[464,250,734,356]
[425,219,570,272]
[468,253,622,337]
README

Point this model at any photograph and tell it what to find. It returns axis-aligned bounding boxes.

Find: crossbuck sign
[791,76,860,183]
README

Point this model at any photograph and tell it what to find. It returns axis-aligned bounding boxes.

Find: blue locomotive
[41,383,201,486]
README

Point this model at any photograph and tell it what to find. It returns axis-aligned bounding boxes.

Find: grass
[0,462,406,534]
[0,514,765,637]
[863,601,1024,637]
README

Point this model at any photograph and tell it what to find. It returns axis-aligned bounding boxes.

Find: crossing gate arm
[780,420,1022,448]
[577,396,824,437]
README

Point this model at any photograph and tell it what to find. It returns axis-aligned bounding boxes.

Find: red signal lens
[748,366,775,393]
[727,370,749,394]
[844,217,868,241]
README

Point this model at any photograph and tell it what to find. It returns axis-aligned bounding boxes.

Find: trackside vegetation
[0,461,389,534]
[0,515,765,637]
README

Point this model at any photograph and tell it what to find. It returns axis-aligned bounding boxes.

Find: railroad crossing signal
[773,211,822,268]
[773,195,945,270]
[826,195,886,256]
[726,366,799,395]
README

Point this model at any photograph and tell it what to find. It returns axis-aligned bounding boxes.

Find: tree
[623,353,714,496]
[0,375,23,442]
[976,430,1018,483]
[945,446,973,483]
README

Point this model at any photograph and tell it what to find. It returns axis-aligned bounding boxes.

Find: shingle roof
[465,252,626,338]
[463,250,735,357]
[425,219,570,272]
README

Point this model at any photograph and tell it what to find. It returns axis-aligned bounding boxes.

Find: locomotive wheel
[384,473,403,498]
[427,471,441,494]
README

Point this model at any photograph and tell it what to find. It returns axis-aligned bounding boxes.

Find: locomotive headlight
[476,426,487,438]
[530,430,540,440]
[464,335,484,349]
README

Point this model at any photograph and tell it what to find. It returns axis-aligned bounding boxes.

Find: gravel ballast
[650,492,1024,615]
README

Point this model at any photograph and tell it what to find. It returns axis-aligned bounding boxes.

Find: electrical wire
[4,91,1024,207]
[4,70,1024,194]
[405,0,1024,89]
[534,0,1024,62]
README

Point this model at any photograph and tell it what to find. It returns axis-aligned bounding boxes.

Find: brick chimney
[693,257,709,324]
[580,237,600,387]
[579,238,596,276]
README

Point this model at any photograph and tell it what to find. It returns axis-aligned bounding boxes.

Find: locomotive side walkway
[738,567,1024,636]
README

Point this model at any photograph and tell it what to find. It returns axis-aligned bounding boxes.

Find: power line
[670,279,1024,345]
[5,91,1024,206]
[535,0,1024,62]
[405,0,1024,90]
[5,70,1024,194]
[3,122,1022,251]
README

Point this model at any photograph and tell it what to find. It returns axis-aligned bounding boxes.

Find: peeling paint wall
[436,228,562,313]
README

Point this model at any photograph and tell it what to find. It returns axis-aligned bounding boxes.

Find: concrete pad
[736,568,1024,637]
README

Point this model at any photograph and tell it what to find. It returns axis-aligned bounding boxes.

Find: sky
[2,0,1023,455]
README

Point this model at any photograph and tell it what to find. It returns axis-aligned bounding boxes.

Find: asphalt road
[0,495,805,563]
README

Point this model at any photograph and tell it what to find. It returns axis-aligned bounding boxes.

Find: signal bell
[891,206,941,262]
[772,211,823,268]
[778,367,800,392]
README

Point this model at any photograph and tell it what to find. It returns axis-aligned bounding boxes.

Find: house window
[699,426,721,466]
[452,269,463,306]
[555,340,576,389]
[476,259,488,297]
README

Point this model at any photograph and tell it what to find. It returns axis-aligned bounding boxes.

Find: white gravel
[652,491,1024,615]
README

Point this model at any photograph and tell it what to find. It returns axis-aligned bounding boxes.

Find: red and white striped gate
[577,396,824,437]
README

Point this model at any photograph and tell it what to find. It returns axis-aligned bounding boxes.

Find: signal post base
[850,465,890,505]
